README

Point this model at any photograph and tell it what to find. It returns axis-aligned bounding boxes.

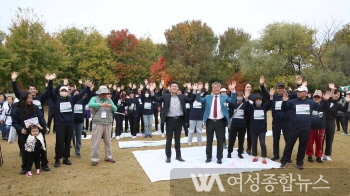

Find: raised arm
[46,73,58,103]
[259,75,270,100]
[11,72,21,99]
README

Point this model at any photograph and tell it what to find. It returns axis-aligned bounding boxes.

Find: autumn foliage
[227,72,246,91]
[149,57,173,87]
[107,29,138,54]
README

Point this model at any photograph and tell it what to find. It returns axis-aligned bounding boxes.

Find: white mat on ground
[118,131,273,148]
[132,146,281,182]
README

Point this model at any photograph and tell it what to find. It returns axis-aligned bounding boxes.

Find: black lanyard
[4,105,12,122]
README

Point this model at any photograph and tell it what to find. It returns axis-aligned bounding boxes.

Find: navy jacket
[48,80,90,126]
[311,102,326,130]
[12,81,49,113]
[228,101,248,127]
[125,98,139,118]
[260,85,297,123]
[73,92,92,124]
[282,98,329,130]
[246,101,272,133]
[11,105,47,136]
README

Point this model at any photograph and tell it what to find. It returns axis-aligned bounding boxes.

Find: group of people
[1,72,350,176]
[148,75,350,170]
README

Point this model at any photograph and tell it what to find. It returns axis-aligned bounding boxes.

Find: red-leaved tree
[150,57,173,87]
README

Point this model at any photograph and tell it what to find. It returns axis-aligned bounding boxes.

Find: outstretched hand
[47,73,57,80]
[11,72,18,81]
[328,83,335,89]
[323,91,331,101]
[345,94,350,103]
[229,81,236,92]
[259,75,265,85]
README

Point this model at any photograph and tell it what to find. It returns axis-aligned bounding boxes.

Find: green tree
[217,28,251,73]
[77,30,115,85]
[334,23,350,46]
[164,20,218,83]
[56,26,87,82]
[238,40,290,89]
[4,8,68,92]
[260,22,315,75]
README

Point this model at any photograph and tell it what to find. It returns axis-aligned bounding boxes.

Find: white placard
[275,101,282,110]
[233,109,244,119]
[193,101,202,109]
[32,100,42,109]
[296,104,310,115]
[24,117,39,127]
[74,104,83,113]
[144,102,152,109]
[60,102,72,113]
[253,110,265,120]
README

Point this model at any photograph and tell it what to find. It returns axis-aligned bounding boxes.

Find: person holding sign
[47,73,92,168]
[11,91,48,174]
[245,90,273,164]
[88,86,117,166]
[280,86,331,170]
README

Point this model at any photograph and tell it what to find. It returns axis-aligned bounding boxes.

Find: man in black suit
[150,81,196,163]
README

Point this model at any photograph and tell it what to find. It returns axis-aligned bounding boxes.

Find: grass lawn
[1,111,350,196]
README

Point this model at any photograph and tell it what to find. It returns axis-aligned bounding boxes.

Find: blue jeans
[0,124,4,135]
[2,124,10,140]
[73,123,83,155]
[143,115,153,135]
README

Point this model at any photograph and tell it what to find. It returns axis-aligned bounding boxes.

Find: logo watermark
[170,168,350,195]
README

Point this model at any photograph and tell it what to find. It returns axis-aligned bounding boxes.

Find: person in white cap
[46,73,92,168]
[280,85,331,170]
[88,85,117,166]
[306,90,327,163]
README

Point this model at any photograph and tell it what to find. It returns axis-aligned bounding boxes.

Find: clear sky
[0,0,349,43]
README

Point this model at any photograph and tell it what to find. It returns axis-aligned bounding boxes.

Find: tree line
[0,8,349,93]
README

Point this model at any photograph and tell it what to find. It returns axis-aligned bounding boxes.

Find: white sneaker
[188,142,192,146]
[161,134,164,138]
[130,135,133,138]
[116,136,120,140]
[132,136,136,139]
[341,132,346,135]
[325,156,332,161]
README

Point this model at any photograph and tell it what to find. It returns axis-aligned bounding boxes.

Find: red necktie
[214,95,218,118]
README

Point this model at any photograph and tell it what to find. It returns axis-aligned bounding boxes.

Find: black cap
[128,90,135,95]
[255,94,263,100]
[276,82,285,87]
